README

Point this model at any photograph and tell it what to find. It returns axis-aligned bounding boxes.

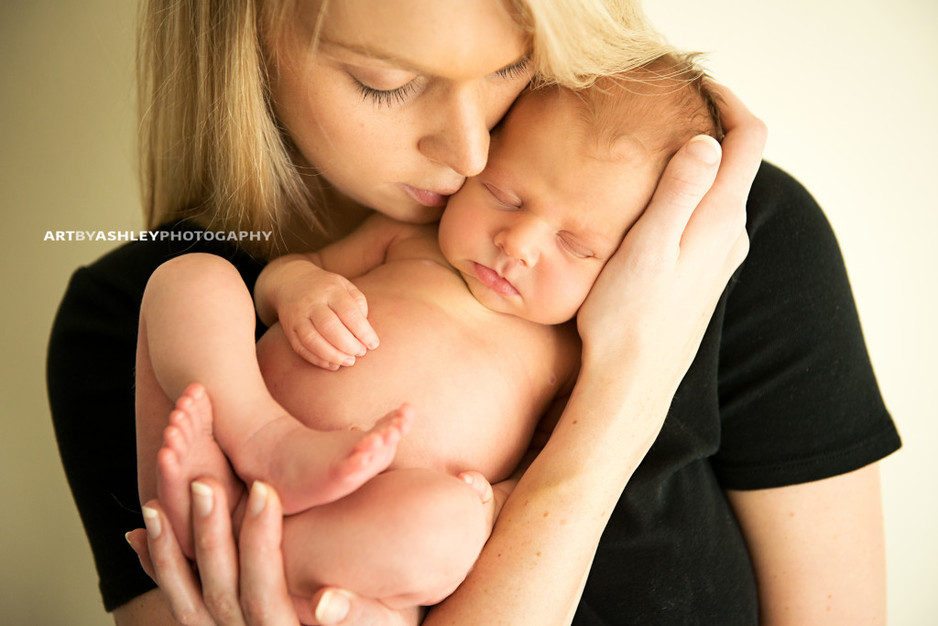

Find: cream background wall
[1,0,934,623]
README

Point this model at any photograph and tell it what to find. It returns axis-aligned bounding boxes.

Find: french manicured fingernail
[342,356,356,366]
[315,589,352,624]
[247,481,268,517]
[142,506,161,538]
[191,481,214,517]
[686,135,721,164]
[124,531,134,546]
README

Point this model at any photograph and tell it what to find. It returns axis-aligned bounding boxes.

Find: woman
[47,0,898,624]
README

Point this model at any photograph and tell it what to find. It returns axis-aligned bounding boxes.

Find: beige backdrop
[2,1,935,623]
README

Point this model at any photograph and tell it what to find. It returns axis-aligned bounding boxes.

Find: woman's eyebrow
[320,38,528,78]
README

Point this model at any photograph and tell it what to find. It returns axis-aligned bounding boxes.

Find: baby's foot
[243,404,415,514]
[157,383,243,557]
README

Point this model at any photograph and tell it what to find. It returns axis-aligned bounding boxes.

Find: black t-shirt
[46,163,900,622]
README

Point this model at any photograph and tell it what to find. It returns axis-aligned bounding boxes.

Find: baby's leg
[135,254,410,523]
[282,468,504,609]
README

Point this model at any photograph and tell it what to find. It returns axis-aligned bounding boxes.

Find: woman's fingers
[136,482,301,626]
[140,500,216,625]
[707,81,767,186]
[637,135,721,251]
[308,587,422,626]
[638,82,765,259]
[187,479,248,625]
[685,81,767,247]
[238,482,302,625]
[125,528,155,581]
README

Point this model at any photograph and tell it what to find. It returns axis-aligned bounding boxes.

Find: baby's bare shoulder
[384,222,447,266]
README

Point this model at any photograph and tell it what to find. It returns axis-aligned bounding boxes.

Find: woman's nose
[418,86,489,177]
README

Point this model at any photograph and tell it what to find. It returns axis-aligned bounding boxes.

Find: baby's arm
[255,214,412,370]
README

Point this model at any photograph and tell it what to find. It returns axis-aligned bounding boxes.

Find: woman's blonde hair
[138,0,676,258]
[509,0,676,89]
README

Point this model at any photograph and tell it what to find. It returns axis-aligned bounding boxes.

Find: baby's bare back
[256,258,579,481]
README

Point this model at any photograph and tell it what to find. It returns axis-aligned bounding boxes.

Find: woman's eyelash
[495,57,530,80]
[355,57,528,107]
[356,80,418,107]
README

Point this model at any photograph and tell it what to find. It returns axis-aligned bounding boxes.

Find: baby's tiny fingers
[331,299,379,352]
[308,307,366,355]
[290,327,353,370]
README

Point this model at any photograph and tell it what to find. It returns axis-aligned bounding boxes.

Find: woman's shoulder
[714,161,899,489]
[733,161,844,297]
[746,161,829,237]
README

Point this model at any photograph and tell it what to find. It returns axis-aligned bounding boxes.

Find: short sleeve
[712,163,900,490]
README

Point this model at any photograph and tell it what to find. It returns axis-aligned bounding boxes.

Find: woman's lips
[472,262,519,297]
[400,184,453,208]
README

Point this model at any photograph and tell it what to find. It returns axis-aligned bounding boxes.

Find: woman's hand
[126,480,416,625]
[578,82,765,392]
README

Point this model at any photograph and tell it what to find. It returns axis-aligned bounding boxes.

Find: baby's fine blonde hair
[569,52,723,166]
[138,0,678,257]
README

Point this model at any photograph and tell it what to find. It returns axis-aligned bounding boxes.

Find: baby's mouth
[471,262,519,297]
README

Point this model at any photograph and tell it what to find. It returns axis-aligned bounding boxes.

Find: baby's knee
[281,469,493,607]
[143,253,247,315]
[147,253,239,292]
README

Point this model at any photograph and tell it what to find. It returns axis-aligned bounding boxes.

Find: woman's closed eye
[347,65,423,107]
[494,57,530,81]
[355,79,420,107]
[352,56,530,109]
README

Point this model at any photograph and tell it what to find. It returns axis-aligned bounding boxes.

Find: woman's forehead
[310,0,528,79]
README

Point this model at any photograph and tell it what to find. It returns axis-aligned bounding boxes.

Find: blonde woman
[47,0,898,624]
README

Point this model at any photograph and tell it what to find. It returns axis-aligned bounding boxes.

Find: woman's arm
[725,463,887,625]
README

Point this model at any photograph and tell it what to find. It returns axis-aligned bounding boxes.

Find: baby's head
[440,53,721,324]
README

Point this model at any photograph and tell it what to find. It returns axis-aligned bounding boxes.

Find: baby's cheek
[538,270,593,324]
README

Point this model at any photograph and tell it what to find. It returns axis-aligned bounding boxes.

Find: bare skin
[157,381,502,609]
[140,225,578,603]
[136,83,706,613]
[135,253,417,557]
[155,383,416,554]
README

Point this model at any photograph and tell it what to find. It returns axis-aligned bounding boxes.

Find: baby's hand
[278,266,380,370]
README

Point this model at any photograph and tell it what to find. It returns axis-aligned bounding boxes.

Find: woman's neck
[277,180,373,254]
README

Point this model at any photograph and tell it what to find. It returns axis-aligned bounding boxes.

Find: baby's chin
[467,283,575,326]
